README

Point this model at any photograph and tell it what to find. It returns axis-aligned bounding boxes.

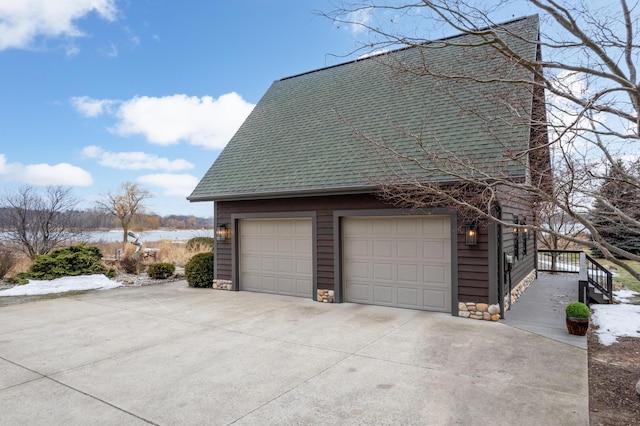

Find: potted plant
[565,302,590,336]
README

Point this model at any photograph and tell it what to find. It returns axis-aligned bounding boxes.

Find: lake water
[87,229,213,242]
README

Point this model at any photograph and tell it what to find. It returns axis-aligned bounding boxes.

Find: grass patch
[594,258,640,293]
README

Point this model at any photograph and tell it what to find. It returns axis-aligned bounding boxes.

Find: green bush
[11,245,116,282]
[565,302,590,318]
[147,262,176,279]
[186,237,215,251]
[5,272,30,285]
[185,252,214,288]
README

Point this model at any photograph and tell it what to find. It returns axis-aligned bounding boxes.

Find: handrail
[537,250,581,273]
[584,253,613,302]
[537,249,613,304]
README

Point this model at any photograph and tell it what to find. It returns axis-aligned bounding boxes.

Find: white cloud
[81,145,194,171]
[72,93,255,149]
[70,96,115,117]
[0,153,93,186]
[137,173,199,197]
[0,0,117,51]
[113,93,254,149]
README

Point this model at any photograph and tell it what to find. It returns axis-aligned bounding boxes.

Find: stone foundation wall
[316,289,335,303]
[458,302,501,321]
[457,269,536,321]
[212,279,232,290]
[504,269,536,311]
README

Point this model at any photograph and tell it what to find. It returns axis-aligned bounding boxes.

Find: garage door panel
[345,239,369,258]
[397,264,418,283]
[397,241,419,259]
[373,240,393,257]
[396,219,419,236]
[277,258,294,273]
[423,241,448,262]
[397,287,419,307]
[347,283,370,302]
[422,217,449,236]
[372,219,393,235]
[295,239,312,255]
[242,274,260,292]
[373,263,393,281]
[296,279,312,295]
[373,285,393,304]
[344,216,451,312]
[423,266,446,285]
[240,218,313,298]
[260,239,276,252]
[277,239,294,254]
[296,259,312,274]
[260,257,277,273]
[423,289,447,310]
[278,278,294,294]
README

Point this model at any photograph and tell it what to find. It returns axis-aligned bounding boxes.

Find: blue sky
[0,1,551,219]
[0,0,372,218]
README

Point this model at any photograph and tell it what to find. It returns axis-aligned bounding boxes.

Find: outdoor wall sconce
[216,224,229,242]
[465,223,477,246]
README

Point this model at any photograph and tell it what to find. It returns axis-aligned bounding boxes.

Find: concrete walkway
[503,272,587,349]
[0,281,588,425]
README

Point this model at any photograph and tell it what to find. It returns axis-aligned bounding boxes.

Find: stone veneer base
[458,302,501,321]
[316,289,335,303]
[504,269,536,311]
[458,269,537,321]
[212,279,232,290]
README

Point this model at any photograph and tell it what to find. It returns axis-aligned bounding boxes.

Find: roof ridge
[280,14,538,82]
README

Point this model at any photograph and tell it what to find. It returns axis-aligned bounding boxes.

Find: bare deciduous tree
[326,0,640,278]
[0,185,83,259]
[96,182,151,243]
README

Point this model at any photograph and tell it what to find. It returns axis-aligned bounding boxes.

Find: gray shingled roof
[189,15,539,202]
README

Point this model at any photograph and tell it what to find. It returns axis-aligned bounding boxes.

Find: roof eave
[187,185,380,203]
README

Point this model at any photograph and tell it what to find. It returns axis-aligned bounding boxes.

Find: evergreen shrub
[13,245,116,282]
[185,252,214,288]
[147,262,176,279]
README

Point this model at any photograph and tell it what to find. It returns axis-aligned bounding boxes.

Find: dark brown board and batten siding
[214,193,492,304]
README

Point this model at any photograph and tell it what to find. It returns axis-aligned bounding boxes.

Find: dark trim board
[333,208,458,314]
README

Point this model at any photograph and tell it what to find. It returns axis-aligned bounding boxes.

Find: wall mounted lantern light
[216,224,229,242]
[465,223,477,246]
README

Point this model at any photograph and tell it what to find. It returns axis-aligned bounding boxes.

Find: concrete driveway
[0,281,588,425]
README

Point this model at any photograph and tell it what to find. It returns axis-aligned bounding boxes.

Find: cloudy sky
[0,1,543,218]
[0,0,371,217]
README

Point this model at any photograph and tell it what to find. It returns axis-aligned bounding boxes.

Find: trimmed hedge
[185,252,214,288]
[147,262,176,279]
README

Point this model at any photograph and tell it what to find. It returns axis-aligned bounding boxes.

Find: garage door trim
[333,209,458,312]
[231,212,317,299]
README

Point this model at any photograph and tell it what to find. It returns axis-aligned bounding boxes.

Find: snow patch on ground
[613,288,639,303]
[0,275,121,296]
[591,303,640,345]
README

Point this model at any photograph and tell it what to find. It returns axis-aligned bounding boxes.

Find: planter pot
[566,317,589,336]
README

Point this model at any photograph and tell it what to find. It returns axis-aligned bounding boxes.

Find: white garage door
[239,218,313,297]
[343,216,451,312]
